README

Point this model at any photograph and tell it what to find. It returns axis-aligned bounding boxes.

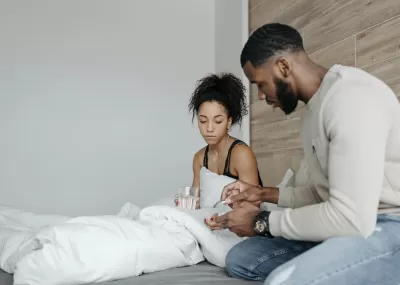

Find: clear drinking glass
[174,186,199,210]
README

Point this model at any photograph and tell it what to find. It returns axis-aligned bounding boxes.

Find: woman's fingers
[204,214,223,230]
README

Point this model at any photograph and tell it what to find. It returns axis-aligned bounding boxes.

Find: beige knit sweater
[269,64,400,242]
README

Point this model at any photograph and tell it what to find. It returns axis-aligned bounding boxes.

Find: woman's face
[197,101,231,145]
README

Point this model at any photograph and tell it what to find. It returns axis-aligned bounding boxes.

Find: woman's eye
[200,121,207,124]
[215,121,223,124]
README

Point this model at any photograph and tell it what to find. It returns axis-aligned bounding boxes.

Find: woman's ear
[227,117,232,130]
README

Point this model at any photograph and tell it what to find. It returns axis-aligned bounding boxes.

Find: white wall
[215,0,249,144]
[0,0,216,215]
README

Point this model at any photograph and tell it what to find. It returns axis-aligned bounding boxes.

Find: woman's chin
[204,137,218,145]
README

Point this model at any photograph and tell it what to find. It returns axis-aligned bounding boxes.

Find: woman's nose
[207,122,214,132]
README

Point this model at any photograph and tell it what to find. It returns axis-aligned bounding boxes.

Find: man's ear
[276,56,291,78]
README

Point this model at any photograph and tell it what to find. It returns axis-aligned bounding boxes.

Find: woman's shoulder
[193,146,207,164]
[230,141,257,162]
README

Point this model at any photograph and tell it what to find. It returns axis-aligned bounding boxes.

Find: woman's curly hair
[188,73,248,126]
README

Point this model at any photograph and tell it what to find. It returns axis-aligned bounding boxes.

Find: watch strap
[256,211,273,238]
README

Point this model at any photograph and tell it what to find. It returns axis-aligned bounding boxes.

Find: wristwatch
[253,211,274,238]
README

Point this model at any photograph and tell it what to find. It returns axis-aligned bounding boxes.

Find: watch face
[254,220,266,234]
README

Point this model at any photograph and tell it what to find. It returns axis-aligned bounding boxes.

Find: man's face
[243,60,298,115]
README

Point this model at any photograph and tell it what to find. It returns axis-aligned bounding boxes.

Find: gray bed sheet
[0,262,262,285]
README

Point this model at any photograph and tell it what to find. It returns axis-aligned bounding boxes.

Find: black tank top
[203,139,263,187]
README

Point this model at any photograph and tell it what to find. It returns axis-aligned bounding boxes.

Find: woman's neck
[209,134,231,154]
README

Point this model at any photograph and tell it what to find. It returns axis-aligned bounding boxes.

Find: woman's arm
[230,145,260,186]
[192,151,201,208]
[192,152,201,189]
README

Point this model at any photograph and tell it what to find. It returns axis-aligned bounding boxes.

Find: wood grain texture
[251,102,286,125]
[258,151,303,186]
[249,0,297,32]
[274,0,349,30]
[303,0,400,53]
[249,0,400,185]
[251,118,302,157]
[363,54,400,97]
[249,83,259,105]
[356,16,400,68]
[249,0,263,12]
[309,36,356,68]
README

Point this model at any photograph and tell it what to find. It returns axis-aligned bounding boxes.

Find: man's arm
[259,186,319,207]
[268,87,392,241]
[260,157,319,208]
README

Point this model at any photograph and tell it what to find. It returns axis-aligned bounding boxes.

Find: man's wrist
[253,210,273,238]
[260,187,279,204]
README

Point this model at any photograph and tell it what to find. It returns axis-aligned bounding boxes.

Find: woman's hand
[204,213,223,230]
[215,201,260,237]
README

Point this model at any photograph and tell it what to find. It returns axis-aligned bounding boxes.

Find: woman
[189,73,263,199]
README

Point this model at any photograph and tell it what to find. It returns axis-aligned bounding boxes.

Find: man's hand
[222,180,280,206]
[214,201,260,237]
[222,181,263,206]
[221,180,252,201]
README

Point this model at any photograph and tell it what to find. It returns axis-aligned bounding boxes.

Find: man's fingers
[224,191,248,204]
[229,189,240,197]
[221,189,232,202]
[221,181,240,200]
[214,213,227,224]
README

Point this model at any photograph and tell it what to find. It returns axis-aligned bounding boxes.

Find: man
[209,23,400,284]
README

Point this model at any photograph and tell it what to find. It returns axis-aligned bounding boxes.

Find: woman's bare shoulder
[193,146,207,164]
[230,143,257,163]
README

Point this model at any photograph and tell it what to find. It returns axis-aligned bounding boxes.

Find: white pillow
[199,167,236,208]
[199,166,297,211]
[260,168,295,211]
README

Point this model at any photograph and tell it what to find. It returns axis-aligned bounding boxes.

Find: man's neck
[295,58,328,104]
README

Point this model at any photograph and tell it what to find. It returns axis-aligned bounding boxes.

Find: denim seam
[305,244,400,285]
[248,246,310,274]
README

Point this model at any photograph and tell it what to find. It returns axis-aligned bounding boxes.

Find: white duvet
[0,202,243,285]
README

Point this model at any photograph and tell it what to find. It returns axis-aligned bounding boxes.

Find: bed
[0,169,278,285]
[0,263,260,285]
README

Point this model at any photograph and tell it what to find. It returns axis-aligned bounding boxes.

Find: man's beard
[273,77,298,115]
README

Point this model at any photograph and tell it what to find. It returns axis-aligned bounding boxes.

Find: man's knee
[225,237,316,282]
[226,240,252,280]
[225,237,269,281]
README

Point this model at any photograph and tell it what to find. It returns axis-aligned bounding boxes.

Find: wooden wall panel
[273,0,349,31]
[356,16,400,68]
[249,0,296,32]
[249,0,262,12]
[250,0,400,186]
[364,55,400,97]
[303,0,400,53]
[308,37,356,68]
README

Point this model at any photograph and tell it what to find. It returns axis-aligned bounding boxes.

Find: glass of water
[174,186,199,210]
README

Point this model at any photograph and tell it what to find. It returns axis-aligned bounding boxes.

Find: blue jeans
[226,215,400,284]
